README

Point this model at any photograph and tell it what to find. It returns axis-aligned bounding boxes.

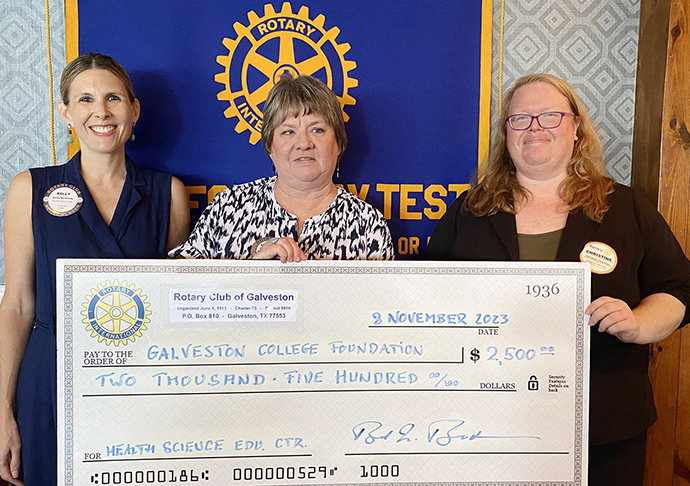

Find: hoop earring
[67,124,74,144]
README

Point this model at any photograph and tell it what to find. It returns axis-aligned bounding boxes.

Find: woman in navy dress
[0,53,190,485]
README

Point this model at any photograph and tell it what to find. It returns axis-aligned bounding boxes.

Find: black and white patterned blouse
[170,177,394,260]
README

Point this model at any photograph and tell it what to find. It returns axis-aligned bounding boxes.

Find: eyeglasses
[505,111,575,130]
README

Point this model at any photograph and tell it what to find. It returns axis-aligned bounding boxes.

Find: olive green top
[517,228,564,261]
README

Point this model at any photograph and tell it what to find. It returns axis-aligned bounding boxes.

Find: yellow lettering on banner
[449,183,470,199]
[188,182,468,220]
[376,184,400,220]
[347,184,370,201]
[375,183,466,221]
[398,237,420,255]
[236,103,261,129]
[255,19,316,38]
[208,185,228,204]
[409,237,420,254]
[238,103,250,117]
[424,184,447,219]
[400,184,423,220]
[186,186,207,210]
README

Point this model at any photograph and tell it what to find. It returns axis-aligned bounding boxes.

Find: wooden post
[632,0,671,206]
[632,0,690,484]
[664,3,690,484]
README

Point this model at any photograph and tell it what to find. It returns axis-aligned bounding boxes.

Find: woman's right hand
[251,237,308,263]
[0,413,23,485]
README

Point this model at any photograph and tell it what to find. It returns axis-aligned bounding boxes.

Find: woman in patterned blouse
[170,75,394,261]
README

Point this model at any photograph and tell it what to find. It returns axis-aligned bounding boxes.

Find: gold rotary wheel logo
[215,2,358,144]
[81,280,151,346]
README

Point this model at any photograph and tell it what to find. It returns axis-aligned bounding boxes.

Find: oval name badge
[43,183,83,217]
[580,241,617,274]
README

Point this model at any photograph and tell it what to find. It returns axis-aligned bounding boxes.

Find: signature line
[345,451,569,456]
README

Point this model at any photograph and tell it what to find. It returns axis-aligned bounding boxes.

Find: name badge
[580,241,617,274]
[43,183,83,217]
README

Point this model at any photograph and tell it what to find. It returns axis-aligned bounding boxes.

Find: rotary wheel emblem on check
[81,280,151,346]
[215,2,358,144]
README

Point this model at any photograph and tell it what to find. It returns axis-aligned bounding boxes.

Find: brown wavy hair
[464,73,614,222]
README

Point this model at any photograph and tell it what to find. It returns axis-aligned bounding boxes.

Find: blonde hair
[464,73,614,222]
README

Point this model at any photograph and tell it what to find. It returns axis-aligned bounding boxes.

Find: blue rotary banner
[75,1,489,257]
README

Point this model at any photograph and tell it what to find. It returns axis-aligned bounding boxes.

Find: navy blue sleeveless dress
[15,153,171,485]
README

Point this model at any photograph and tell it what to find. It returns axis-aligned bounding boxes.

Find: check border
[60,262,588,486]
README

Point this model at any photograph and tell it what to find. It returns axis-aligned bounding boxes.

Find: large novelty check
[57,260,590,486]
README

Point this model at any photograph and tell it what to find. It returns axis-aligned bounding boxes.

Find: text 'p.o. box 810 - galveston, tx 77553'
[57,260,590,486]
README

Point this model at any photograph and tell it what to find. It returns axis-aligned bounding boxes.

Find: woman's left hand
[585,297,640,343]
[586,293,685,344]
[251,237,308,263]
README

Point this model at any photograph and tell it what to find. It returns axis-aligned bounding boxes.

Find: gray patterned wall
[0,0,68,283]
[492,0,640,183]
[0,1,641,284]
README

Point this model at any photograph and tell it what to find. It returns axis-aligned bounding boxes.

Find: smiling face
[269,110,340,191]
[506,81,580,181]
[58,68,140,158]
